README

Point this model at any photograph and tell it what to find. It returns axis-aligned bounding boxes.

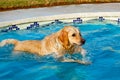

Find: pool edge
[0,12,120,29]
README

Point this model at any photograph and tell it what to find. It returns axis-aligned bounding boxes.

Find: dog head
[58,26,85,49]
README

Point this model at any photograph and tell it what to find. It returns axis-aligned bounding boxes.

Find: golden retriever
[0,26,88,64]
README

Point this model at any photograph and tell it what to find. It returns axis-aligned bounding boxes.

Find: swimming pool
[0,19,120,80]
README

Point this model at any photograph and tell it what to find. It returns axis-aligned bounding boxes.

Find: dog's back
[0,39,43,55]
[14,40,42,55]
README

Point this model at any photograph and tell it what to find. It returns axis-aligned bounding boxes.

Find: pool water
[0,20,120,80]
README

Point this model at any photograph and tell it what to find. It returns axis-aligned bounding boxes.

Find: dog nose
[81,39,85,45]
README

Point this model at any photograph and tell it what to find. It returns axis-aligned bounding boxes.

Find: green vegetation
[0,0,119,11]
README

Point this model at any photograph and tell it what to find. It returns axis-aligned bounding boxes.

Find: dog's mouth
[74,39,86,46]
[74,43,84,46]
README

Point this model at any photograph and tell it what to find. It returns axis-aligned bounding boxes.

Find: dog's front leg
[57,56,89,64]
[80,48,87,57]
[61,58,90,64]
[76,46,87,57]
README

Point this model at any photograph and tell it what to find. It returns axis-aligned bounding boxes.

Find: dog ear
[58,29,70,49]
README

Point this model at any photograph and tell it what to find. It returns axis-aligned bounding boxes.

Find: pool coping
[0,12,120,29]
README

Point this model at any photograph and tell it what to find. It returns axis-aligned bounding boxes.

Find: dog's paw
[81,49,87,57]
[76,60,91,65]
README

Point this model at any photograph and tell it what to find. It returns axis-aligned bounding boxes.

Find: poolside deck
[0,3,120,27]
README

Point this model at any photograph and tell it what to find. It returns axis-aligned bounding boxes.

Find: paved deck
[0,3,120,22]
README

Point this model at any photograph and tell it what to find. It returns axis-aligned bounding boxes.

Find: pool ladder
[73,18,82,24]
[27,22,39,30]
[117,18,120,24]
[99,17,105,21]
[1,25,19,32]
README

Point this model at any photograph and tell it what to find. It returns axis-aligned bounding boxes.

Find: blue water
[0,21,120,80]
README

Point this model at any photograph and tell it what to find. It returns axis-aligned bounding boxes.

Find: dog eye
[72,33,76,37]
